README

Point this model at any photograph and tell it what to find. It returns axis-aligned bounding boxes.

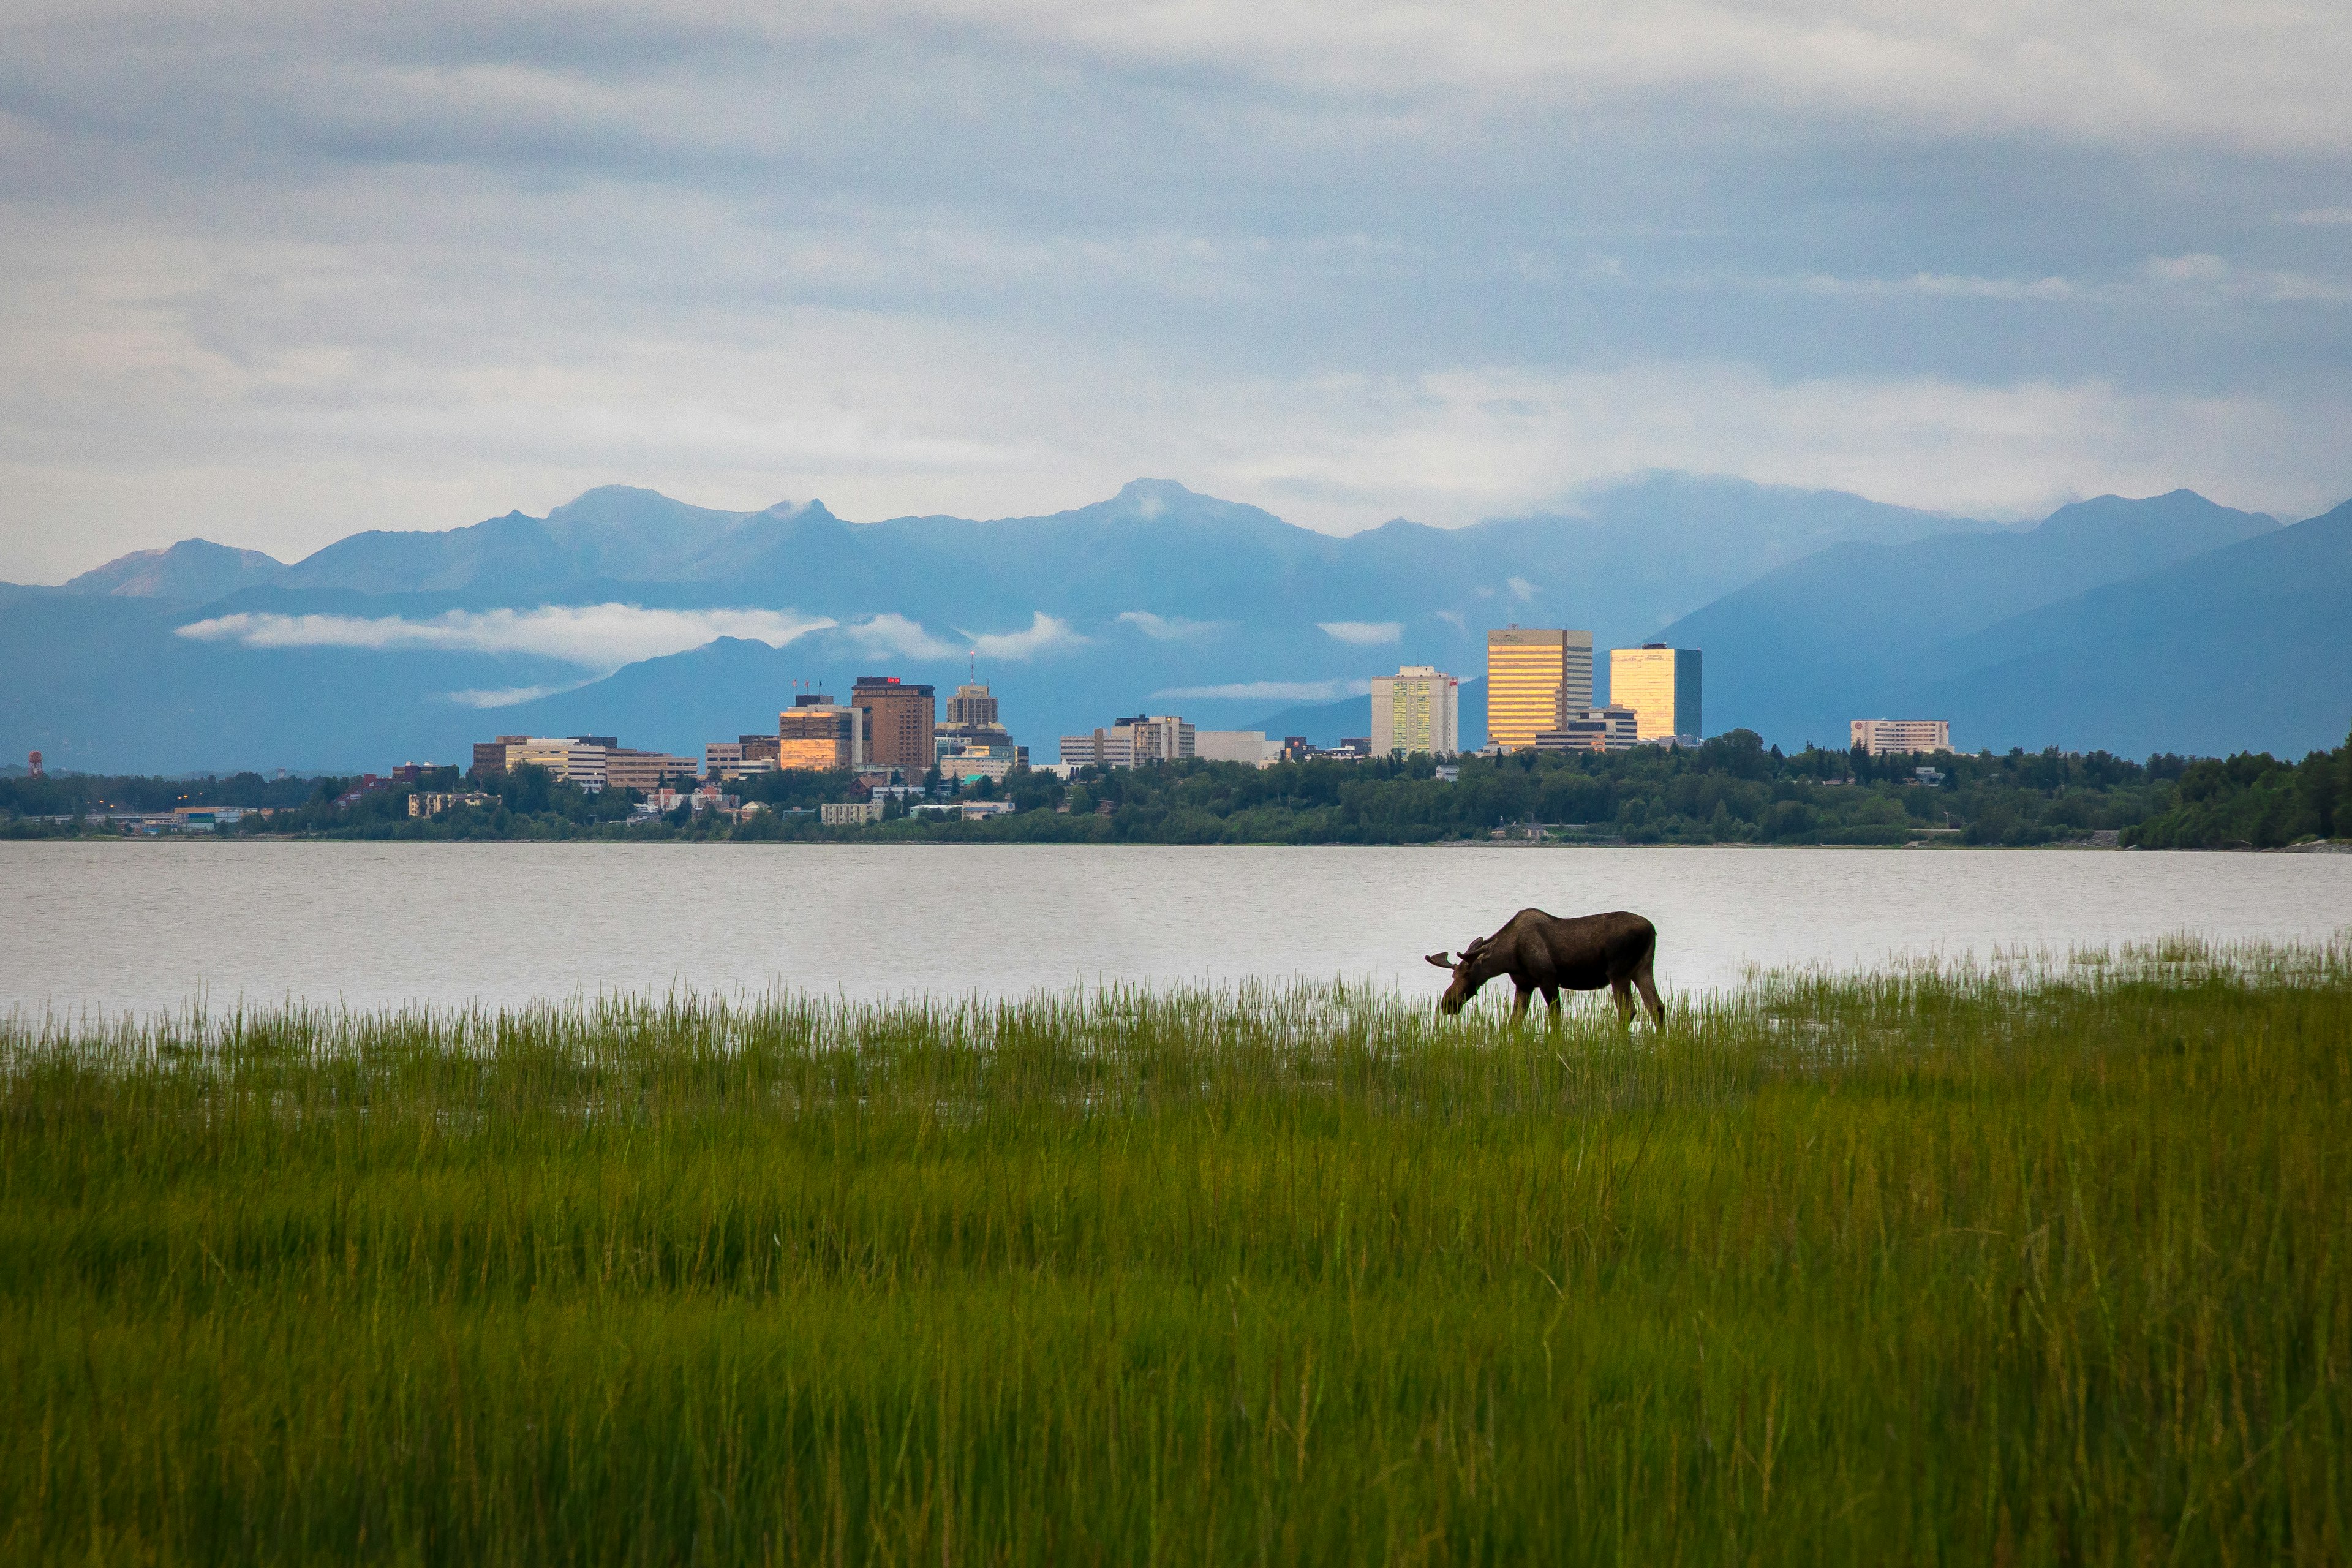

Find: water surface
[4,841,2347,1019]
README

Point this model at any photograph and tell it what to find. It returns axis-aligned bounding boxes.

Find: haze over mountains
[2,473,2345,774]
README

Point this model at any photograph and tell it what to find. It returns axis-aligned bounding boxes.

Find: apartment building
[1126,714,1193,764]
[1609,644,1703,743]
[1487,628,1593,752]
[1371,666,1461,756]
[1851,718,1951,756]
[851,677,936,774]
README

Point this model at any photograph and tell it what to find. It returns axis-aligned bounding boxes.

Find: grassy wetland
[3,941,2349,1565]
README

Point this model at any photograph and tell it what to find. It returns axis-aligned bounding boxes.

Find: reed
[3,938,2348,1564]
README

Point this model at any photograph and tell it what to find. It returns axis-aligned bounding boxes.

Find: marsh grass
[3,939,2348,1564]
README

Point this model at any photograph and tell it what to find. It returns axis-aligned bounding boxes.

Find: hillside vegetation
[3,943,2346,1562]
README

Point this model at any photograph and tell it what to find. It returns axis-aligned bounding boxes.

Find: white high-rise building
[1371,666,1461,756]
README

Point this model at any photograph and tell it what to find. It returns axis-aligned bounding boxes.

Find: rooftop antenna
[968,649,977,682]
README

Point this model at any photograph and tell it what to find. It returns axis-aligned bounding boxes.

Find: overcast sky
[2,0,2348,580]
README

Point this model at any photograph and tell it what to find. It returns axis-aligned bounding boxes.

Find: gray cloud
[1152,678,1370,703]
[2,1,2348,579]
[175,605,834,669]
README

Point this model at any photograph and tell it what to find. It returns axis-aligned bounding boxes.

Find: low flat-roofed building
[604,748,697,793]
[1851,718,1952,756]
[1194,729,1276,766]
[821,801,885,826]
[513,737,608,790]
[1536,704,1640,753]
[942,748,1018,783]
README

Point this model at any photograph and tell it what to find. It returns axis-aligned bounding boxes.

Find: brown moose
[1425,908,1665,1027]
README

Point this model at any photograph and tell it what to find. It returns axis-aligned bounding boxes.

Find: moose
[1425,908,1665,1027]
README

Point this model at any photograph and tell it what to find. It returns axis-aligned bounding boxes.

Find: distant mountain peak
[64,538,287,602]
[759,498,838,524]
[1109,478,1205,518]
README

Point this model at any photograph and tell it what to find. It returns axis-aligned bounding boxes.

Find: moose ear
[1461,935,1488,958]
[1423,952,1454,969]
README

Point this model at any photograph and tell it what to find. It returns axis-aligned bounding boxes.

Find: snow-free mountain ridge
[3,475,2344,771]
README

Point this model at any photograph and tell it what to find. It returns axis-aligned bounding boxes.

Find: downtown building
[852,677,937,776]
[1485,628,1594,752]
[935,682,1025,782]
[1851,719,1952,756]
[777,695,868,771]
[1371,666,1461,757]
[1608,644,1703,744]
[1536,706,1641,753]
[468,735,691,793]
[1060,714,1194,769]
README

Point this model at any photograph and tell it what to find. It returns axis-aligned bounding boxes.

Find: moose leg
[1542,984,1562,1027]
[1637,968,1675,1030]
[1511,985,1534,1023]
[1611,978,1635,1027]
[1634,967,1665,1028]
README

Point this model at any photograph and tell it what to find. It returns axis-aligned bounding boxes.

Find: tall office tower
[944,683,999,727]
[1485,628,1593,752]
[937,682,1015,763]
[1608,644,1703,742]
[778,695,865,771]
[1371,666,1461,756]
[850,676,937,774]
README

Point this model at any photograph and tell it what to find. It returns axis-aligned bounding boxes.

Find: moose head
[1423,934,1502,1016]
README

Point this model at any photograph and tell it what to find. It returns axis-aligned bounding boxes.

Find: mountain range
[2,473,2345,772]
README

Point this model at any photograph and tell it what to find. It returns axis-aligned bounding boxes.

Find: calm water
[4,841,2349,1020]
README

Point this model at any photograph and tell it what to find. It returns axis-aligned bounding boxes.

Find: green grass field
[4,941,2348,1564]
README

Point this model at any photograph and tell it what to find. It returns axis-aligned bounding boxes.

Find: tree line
[14,729,2345,847]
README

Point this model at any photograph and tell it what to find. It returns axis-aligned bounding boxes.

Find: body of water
[4,840,2348,1019]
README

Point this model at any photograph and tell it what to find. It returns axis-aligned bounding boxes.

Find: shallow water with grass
[4,941,2348,1564]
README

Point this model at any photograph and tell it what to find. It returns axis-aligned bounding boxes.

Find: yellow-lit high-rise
[1608,644,1703,742]
[1485,628,1593,752]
